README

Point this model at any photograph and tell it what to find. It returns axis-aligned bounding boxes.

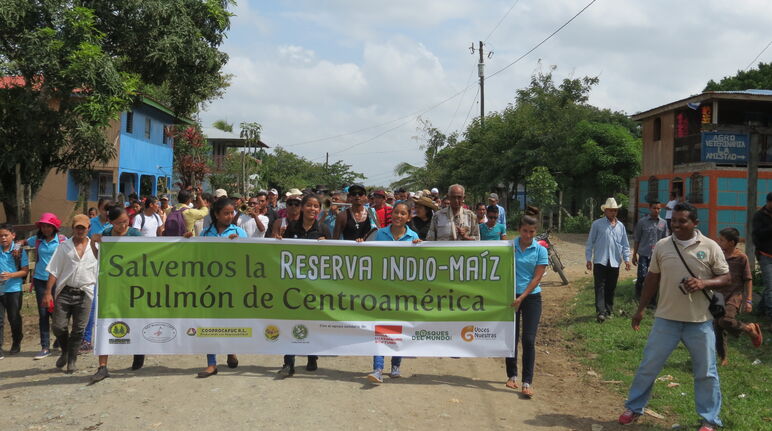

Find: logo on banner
[108,321,130,338]
[264,325,280,341]
[142,322,177,343]
[186,328,197,336]
[411,329,452,341]
[374,325,402,345]
[197,327,252,337]
[461,325,497,342]
[292,324,308,341]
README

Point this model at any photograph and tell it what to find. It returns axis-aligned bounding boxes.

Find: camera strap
[671,237,713,303]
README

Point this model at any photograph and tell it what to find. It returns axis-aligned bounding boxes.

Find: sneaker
[9,343,21,355]
[698,424,717,431]
[277,364,295,377]
[55,353,68,369]
[597,314,607,323]
[79,341,92,355]
[618,409,641,425]
[34,349,51,360]
[91,366,110,383]
[305,356,318,371]
[389,365,401,378]
[367,369,383,383]
[0,349,4,360]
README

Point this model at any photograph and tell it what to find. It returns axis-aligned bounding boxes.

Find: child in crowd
[714,228,763,365]
[366,202,421,383]
[480,205,507,240]
[0,224,30,359]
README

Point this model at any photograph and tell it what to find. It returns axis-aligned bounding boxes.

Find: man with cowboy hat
[586,197,631,322]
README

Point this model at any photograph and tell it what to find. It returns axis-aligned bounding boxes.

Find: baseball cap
[373,190,386,198]
[72,214,90,228]
[159,194,169,201]
[348,184,366,194]
[231,192,243,199]
[269,188,278,195]
[431,187,439,194]
[488,193,499,200]
[214,189,228,198]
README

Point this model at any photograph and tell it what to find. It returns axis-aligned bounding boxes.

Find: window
[653,117,662,141]
[126,111,133,133]
[98,173,114,198]
[144,118,152,139]
[689,173,704,204]
[647,176,659,203]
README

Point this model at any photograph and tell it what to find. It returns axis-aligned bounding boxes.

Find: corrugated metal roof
[710,89,772,96]
[202,127,269,148]
[632,89,772,120]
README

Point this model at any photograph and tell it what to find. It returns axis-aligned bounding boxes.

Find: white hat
[214,189,228,198]
[431,187,439,194]
[285,188,302,198]
[269,188,278,195]
[600,197,622,211]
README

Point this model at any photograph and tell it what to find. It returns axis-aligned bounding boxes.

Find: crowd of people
[2,183,771,430]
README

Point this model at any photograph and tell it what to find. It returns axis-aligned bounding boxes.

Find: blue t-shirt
[27,235,66,281]
[374,225,419,242]
[201,224,248,238]
[514,237,549,295]
[480,223,507,241]
[0,242,29,294]
[88,216,112,237]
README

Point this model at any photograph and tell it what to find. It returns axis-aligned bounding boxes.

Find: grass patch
[564,278,772,430]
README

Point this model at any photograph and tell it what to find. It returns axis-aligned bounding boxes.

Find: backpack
[139,213,161,230]
[35,234,67,263]
[163,207,189,236]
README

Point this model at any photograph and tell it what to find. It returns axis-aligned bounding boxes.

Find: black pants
[283,354,318,367]
[52,287,93,360]
[593,263,620,316]
[33,278,55,349]
[0,291,23,348]
[505,292,542,384]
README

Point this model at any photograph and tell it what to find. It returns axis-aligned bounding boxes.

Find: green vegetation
[705,62,772,92]
[565,279,771,430]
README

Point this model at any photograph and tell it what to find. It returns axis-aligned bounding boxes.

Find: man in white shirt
[42,215,98,374]
[664,192,679,234]
[237,195,269,238]
[131,196,164,237]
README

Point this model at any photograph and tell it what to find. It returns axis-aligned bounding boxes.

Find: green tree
[212,119,233,132]
[525,166,557,210]
[172,125,211,190]
[0,0,232,222]
[705,62,772,91]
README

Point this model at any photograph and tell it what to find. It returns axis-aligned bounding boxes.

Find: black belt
[63,286,85,295]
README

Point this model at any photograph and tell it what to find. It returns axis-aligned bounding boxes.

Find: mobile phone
[678,277,689,295]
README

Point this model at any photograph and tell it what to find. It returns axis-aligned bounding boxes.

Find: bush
[563,214,592,233]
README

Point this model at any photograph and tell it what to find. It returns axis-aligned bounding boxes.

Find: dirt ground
[1,234,642,431]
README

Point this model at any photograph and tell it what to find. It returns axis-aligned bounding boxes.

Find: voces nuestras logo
[461,325,475,342]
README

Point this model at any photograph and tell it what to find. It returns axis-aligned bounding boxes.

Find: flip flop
[749,323,763,348]
[521,385,534,398]
[505,379,519,389]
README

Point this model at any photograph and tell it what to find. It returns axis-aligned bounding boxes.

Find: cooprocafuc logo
[264,325,280,341]
[461,325,497,342]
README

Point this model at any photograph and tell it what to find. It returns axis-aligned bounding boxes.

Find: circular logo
[292,324,308,340]
[186,328,197,336]
[264,325,280,341]
[108,321,130,339]
[461,325,475,342]
[696,250,707,260]
[142,322,177,343]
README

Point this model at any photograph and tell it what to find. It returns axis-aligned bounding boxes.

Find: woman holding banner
[278,193,329,377]
[367,202,421,383]
[504,214,548,398]
[89,205,144,383]
[197,197,247,378]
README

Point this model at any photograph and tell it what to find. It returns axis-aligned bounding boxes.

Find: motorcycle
[535,229,569,285]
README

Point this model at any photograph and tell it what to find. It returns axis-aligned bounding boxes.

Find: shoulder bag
[671,237,725,319]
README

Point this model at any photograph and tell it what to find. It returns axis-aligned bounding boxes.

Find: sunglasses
[350,191,366,196]
[287,200,301,207]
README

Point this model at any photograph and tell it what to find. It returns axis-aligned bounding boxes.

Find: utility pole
[746,130,760,268]
[325,152,329,172]
[470,41,491,127]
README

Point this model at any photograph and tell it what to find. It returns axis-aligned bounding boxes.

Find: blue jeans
[625,318,722,427]
[33,278,54,349]
[505,292,542,384]
[82,287,97,343]
[373,355,402,370]
[759,254,772,317]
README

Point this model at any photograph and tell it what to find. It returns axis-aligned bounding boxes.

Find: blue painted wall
[118,104,175,187]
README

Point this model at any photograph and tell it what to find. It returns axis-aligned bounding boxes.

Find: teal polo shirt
[514,237,549,295]
[480,223,506,240]
[201,224,248,238]
[0,242,28,294]
[27,236,65,281]
[88,216,111,237]
[374,226,419,241]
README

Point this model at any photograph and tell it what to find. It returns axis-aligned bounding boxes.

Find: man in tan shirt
[618,202,729,431]
[426,184,479,241]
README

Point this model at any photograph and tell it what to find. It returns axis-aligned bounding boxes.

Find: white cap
[214,189,228,198]
[431,187,439,194]
[269,188,278,195]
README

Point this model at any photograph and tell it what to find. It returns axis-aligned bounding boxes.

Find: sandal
[505,378,518,389]
[521,383,533,398]
[748,323,763,348]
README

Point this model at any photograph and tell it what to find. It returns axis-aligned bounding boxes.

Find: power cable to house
[487,0,599,80]
[460,87,480,131]
[745,40,772,70]
[329,115,417,156]
[445,64,478,134]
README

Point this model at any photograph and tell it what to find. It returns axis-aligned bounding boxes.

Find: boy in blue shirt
[479,205,507,241]
[0,223,30,358]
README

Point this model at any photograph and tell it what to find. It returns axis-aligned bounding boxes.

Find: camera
[678,277,689,295]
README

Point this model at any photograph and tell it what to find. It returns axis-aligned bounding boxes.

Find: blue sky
[200,0,772,187]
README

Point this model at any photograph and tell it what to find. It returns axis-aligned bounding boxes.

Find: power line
[329,116,416,156]
[488,0,599,80]
[745,40,772,70]
[461,87,480,131]
[484,0,522,43]
[445,64,478,134]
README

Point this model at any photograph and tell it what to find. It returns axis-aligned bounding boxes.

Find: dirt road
[2,234,635,431]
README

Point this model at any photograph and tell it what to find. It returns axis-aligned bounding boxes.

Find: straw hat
[600,197,622,211]
[413,195,439,211]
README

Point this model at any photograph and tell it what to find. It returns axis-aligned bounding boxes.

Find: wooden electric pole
[746,130,760,268]
[471,41,491,127]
